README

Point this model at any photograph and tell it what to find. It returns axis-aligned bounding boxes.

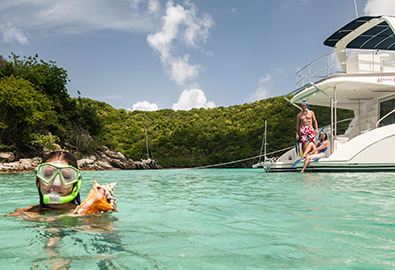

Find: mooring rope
[178,145,295,170]
[177,118,355,170]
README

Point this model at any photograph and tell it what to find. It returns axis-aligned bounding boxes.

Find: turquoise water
[1,169,395,269]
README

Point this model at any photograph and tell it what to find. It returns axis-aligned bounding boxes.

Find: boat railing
[376,108,395,127]
[296,49,395,88]
[296,52,341,88]
[320,117,354,132]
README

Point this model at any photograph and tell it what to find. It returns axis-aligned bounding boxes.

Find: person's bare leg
[303,142,315,157]
[301,157,311,173]
[304,143,311,156]
[301,153,324,173]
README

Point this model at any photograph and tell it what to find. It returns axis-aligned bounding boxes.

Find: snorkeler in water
[6,150,117,220]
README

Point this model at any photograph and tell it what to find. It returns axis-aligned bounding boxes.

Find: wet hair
[43,150,78,168]
[37,150,81,207]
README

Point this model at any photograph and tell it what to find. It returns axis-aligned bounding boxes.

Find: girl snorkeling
[6,150,117,220]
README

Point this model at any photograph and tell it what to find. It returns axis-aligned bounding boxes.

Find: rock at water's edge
[0,148,161,173]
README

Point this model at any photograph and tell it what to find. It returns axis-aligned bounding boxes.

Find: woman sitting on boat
[301,131,328,173]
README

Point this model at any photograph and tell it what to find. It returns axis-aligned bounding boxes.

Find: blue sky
[0,0,394,111]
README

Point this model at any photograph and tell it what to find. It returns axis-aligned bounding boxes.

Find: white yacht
[265,15,395,172]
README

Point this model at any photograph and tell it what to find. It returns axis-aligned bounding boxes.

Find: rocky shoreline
[0,147,161,173]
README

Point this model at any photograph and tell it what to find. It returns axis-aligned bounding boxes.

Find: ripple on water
[1,170,395,269]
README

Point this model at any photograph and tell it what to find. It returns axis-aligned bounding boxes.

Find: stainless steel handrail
[296,50,395,88]
[376,108,395,127]
[296,51,342,88]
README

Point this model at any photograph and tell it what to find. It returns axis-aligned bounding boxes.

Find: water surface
[1,169,395,269]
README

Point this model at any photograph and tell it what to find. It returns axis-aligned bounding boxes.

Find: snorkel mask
[35,163,82,204]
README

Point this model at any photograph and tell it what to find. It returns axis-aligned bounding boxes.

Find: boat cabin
[290,16,395,155]
[266,16,395,172]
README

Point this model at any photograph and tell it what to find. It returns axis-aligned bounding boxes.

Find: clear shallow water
[1,169,395,269]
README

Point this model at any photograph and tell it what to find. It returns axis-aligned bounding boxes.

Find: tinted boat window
[379,98,395,126]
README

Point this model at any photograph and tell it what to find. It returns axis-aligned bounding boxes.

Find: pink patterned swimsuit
[300,126,315,144]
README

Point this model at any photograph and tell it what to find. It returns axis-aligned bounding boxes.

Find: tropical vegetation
[0,54,353,167]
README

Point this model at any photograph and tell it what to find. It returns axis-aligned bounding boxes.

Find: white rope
[179,145,295,170]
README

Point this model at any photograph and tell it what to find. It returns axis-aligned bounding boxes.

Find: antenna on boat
[353,0,359,18]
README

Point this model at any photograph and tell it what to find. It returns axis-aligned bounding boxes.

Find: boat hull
[264,161,395,172]
[265,122,395,172]
[264,162,297,172]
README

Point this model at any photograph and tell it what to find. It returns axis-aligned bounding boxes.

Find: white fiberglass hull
[265,159,395,173]
[265,123,395,172]
[294,161,395,172]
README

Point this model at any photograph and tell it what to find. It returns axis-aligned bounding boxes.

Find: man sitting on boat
[296,100,318,154]
[300,131,328,173]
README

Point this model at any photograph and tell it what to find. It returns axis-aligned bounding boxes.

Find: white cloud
[248,74,271,102]
[131,101,159,111]
[364,0,395,15]
[147,1,214,85]
[128,0,160,14]
[0,0,161,38]
[147,0,160,14]
[258,74,271,84]
[169,55,200,85]
[227,8,237,14]
[250,87,270,102]
[0,22,28,45]
[172,88,215,111]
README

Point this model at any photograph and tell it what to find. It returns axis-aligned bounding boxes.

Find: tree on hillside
[0,76,53,152]
[0,54,353,166]
[0,53,70,103]
[0,54,105,156]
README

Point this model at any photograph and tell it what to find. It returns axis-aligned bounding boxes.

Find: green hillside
[0,54,353,167]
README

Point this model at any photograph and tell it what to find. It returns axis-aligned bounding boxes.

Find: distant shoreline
[0,147,161,173]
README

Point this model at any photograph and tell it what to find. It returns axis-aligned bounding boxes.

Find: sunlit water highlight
[1,169,395,269]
